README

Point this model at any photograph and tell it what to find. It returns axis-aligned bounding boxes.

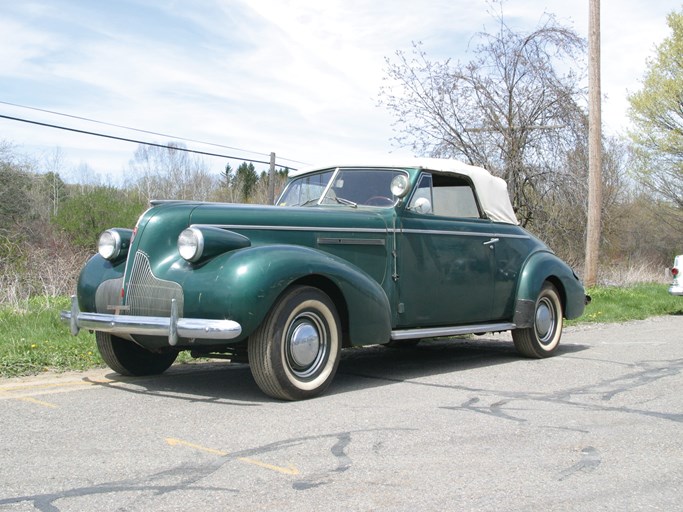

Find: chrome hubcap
[286,311,328,378]
[535,298,554,344]
[289,321,320,368]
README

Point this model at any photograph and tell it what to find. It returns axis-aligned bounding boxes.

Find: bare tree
[126,142,218,203]
[44,148,65,217]
[25,148,68,223]
[379,5,586,225]
[0,141,33,231]
[532,135,629,266]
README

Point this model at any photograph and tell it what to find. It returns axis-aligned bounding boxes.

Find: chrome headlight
[178,227,205,262]
[98,229,123,260]
[390,174,410,198]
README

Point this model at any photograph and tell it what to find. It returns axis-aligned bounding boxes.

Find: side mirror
[412,197,432,214]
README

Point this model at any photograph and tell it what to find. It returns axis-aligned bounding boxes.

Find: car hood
[186,203,393,240]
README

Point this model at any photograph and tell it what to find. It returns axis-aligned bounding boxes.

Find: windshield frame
[278,167,409,208]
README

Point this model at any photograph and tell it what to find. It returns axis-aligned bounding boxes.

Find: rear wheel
[248,286,341,400]
[96,332,177,376]
[512,282,563,358]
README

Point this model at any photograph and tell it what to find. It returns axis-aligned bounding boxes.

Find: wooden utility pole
[585,0,602,287]
[268,152,276,204]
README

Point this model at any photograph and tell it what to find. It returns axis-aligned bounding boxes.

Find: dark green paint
[74,166,586,352]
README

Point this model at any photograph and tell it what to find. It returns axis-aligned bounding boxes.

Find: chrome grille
[95,277,123,313]
[125,251,184,317]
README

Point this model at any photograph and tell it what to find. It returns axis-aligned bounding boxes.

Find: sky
[0,0,678,184]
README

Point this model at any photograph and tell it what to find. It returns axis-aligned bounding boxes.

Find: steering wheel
[364,196,394,206]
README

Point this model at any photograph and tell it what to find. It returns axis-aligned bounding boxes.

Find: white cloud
[0,0,677,180]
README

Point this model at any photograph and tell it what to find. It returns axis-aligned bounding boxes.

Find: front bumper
[669,284,683,296]
[61,296,242,346]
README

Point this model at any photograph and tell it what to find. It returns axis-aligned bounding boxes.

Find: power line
[0,100,309,166]
[0,99,275,159]
[0,113,298,170]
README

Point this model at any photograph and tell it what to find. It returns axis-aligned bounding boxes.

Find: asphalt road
[1,316,682,511]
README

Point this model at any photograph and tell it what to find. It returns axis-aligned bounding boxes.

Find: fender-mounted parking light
[178,226,251,263]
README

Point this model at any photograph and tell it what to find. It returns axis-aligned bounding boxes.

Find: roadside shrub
[0,230,90,309]
[53,186,146,248]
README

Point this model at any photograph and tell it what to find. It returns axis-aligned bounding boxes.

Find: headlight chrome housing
[178,227,205,262]
[390,174,410,198]
[178,226,251,264]
[98,229,123,260]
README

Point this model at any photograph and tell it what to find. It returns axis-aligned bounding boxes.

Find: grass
[0,296,102,378]
[574,283,683,324]
[0,284,681,379]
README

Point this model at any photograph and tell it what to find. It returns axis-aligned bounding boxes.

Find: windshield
[278,168,407,207]
[277,170,334,207]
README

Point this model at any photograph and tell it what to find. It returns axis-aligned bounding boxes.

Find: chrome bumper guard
[60,296,242,347]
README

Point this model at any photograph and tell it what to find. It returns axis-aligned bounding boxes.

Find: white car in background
[670,255,683,296]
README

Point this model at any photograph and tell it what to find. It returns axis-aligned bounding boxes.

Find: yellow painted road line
[0,378,113,400]
[0,380,93,392]
[0,376,115,408]
[238,457,300,475]
[166,437,229,456]
[165,437,300,475]
[16,396,59,409]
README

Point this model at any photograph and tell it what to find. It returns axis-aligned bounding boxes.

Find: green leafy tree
[628,9,683,210]
[53,187,147,248]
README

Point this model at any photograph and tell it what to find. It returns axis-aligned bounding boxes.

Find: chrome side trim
[400,229,530,239]
[317,237,386,246]
[195,224,389,234]
[196,223,529,240]
[390,322,516,341]
[61,296,242,346]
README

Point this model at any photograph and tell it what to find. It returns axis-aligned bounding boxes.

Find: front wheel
[248,286,341,400]
[512,282,563,358]
[96,332,178,376]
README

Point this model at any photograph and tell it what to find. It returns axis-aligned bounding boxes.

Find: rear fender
[514,250,586,326]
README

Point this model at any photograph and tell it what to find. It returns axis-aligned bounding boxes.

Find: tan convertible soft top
[410,158,519,225]
[296,157,519,225]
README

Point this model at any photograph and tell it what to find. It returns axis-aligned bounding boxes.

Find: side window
[408,174,433,214]
[409,173,482,219]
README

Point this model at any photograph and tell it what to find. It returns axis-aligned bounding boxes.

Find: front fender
[514,250,586,325]
[182,244,392,345]
[76,254,125,313]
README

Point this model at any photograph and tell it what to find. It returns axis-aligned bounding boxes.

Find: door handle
[483,237,499,248]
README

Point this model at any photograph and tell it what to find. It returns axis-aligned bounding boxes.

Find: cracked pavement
[1,315,682,511]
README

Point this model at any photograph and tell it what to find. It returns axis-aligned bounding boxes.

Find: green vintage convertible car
[62,158,588,400]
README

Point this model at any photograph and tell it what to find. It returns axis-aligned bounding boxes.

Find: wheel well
[545,276,567,318]
[291,275,351,348]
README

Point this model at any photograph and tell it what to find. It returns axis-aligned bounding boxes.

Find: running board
[390,323,516,341]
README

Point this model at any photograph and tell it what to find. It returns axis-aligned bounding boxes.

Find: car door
[395,172,498,328]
